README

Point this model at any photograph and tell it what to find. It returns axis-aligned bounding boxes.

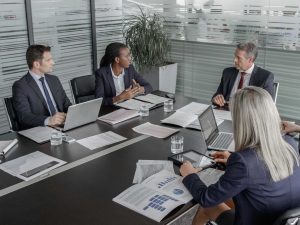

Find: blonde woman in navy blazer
[95,42,152,106]
[180,87,300,225]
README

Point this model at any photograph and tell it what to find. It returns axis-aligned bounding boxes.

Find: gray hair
[236,42,258,61]
[230,86,299,182]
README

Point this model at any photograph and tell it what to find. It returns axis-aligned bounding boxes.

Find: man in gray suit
[212,42,274,107]
[12,45,71,130]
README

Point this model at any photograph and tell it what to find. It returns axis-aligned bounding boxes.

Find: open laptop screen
[198,106,219,142]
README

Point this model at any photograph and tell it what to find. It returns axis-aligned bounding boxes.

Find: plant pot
[140,62,177,94]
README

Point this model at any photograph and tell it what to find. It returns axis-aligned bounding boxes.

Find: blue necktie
[39,77,56,116]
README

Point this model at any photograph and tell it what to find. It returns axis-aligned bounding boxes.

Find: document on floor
[197,168,225,186]
[132,122,179,138]
[176,102,209,115]
[18,126,57,144]
[115,99,155,110]
[0,151,66,181]
[213,109,232,121]
[113,170,193,222]
[98,109,139,125]
[135,93,169,104]
[133,160,175,184]
[76,131,127,150]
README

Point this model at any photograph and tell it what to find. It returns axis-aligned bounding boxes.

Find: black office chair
[273,207,300,225]
[70,75,95,104]
[3,97,20,131]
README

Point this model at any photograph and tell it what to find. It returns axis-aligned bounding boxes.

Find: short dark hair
[26,44,51,69]
[236,42,258,61]
[99,42,127,68]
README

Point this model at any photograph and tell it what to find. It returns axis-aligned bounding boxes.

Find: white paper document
[161,111,198,128]
[135,94,169,104]
[115,99,155,110]
[177,102,209,115]
[76,131,127,150]
[197,168,225,186]
[18,126,56,143]
[132,122,179,138]
[98,109,139,125]
[113,170,193,222]
[0,151,66,181]
[213,109,232,121]
[133,160,175,184]
[186,117,224,130]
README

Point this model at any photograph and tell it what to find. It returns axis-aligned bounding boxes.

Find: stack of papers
[132,122,179,138]
[135,94,169,104]
[213,109,232,121]
[161,102,224,130]
[18,126,56,143]
[115,99,155,110]
[98,109,139,125]
[161,111,198,128]
[113,170,192,222]
[76,131,127,150]
[133,160,175,184]
[0,151,66,181]
[177,102,210,115]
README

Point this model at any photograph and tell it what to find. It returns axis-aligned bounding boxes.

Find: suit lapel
[249,65,258,85]
[228,69,239,94]
[124,68,130,89]
[26,73,49,111]
[106,66,116,96]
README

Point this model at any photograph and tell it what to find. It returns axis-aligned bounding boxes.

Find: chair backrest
[3,97,20,131]
[273,82,279,104]
[273,207,300,225]
[70,75,95,104]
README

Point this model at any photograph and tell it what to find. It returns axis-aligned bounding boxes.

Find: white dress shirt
[110,64,125,96]
[230,63,255,98]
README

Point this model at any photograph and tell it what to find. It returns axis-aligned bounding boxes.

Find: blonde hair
[230,86,299,181]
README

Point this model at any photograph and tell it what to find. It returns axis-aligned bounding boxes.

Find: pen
[0,139,18,155]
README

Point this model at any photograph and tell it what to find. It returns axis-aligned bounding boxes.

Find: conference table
[0,93,234,225]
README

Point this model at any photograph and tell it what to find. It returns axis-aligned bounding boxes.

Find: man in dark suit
[12,45,71,130]
[212,42,274,106]
[95,42,153,106]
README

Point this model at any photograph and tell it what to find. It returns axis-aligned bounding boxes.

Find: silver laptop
[62,98,103,131]
[198,106,234,152]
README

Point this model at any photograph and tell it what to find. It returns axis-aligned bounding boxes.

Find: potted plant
[123,8,178,94]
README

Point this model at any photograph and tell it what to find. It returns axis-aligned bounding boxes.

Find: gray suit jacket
[212,65,274,101]
[12,72,71,130]
[95,64,153,105]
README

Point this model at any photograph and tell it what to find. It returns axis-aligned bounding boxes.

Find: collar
[240,63,255,74]
[110,64,124,79]
[29,70,45,82]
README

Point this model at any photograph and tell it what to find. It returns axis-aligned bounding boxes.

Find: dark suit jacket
[94,64,153,106]
[12,72,71,130]
[212,65,274,101]
[183,135,300,225]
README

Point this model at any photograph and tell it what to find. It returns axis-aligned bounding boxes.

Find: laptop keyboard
[211,133,233,149]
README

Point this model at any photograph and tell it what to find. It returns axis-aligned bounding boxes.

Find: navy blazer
[94,64,153,106]
[212,65,274,101]
[12,72,72,130]
[183,135,300,225]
